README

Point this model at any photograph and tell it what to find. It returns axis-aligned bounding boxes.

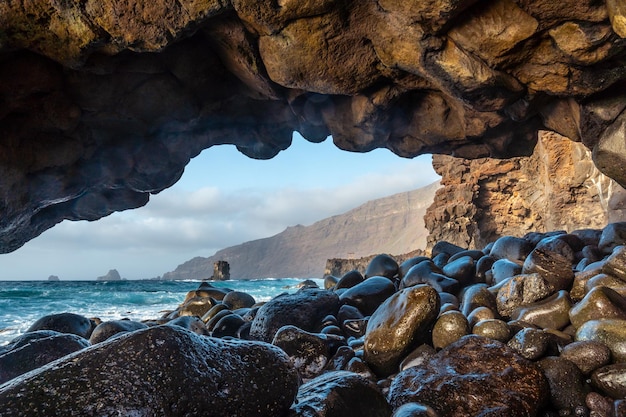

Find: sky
[0,134,440,280]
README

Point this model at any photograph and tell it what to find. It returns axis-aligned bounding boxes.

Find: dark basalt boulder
[89,319,148,344]
[249,288,340,342]
[339,276,397,316]
[289,370,392,417]
[26,312,95,339]
[388,335,549,417]
[0,330,90,384]
[0,325,299,417]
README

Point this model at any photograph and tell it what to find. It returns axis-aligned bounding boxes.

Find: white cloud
[0,152,439,280]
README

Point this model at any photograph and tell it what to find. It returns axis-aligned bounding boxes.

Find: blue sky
[0,134,440,280]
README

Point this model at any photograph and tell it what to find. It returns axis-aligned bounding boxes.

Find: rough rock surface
[2,1,626,251]
[0,325,299,417]
[388,335,549,417]
[425,131,626,250]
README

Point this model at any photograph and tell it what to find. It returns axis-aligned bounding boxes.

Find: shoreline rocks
[5,222,626,415]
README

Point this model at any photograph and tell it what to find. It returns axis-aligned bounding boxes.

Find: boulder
[26,312,95,339]
[388,335,549,417]
[0,326,299,417]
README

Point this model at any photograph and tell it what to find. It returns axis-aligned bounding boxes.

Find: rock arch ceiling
[1,0,626,252]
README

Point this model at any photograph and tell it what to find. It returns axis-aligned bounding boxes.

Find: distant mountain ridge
[161,182,440,280]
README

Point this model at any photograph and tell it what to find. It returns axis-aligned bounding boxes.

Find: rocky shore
[3,224,626,416]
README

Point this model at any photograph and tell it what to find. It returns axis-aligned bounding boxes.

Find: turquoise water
[0,278,323,346]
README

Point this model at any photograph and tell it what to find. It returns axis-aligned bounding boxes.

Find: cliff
[2,1,626,252]
[162,183,439,279]
[424,131,626,250]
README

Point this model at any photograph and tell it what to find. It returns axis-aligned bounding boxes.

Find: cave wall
[424,131,626,250]
[1,0,626,251]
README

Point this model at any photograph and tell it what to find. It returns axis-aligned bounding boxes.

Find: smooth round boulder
[538,356,590,414]
[591,363,626,399]
[0,326,299,417]
[178,295,218,318]
[388,335,549,417]
[289,370,392,417]
[365,254,399,280]
[509,290,572,330]
[472,319,511,343]
[211,313,246,338]
[401,261,459,294]
[489,236,534,263]
[250,289,340,343]
[89,319,148,344]
[26,312,94,339]
[339,276,396,316]
[460,284,498,316]
[441,255,475,285]
[165,316,208,335]
[522,247,574,291]
[598,223,626,254]
[569,286,626,329]
[431,310,469,350]
[431,241,465,258]
[576,319,626,362]
[490,259,523,284]
[399,257,431,279]
[0,331,90,384]
[364,285,440,376]
[507,327,550,360]
[222,291,256,309]
[467,306,496,328]
[335,270,365,290]
[560,340,612,375]
[324,275,340,289]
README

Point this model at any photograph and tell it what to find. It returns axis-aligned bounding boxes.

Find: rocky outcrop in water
[2,1,626,252]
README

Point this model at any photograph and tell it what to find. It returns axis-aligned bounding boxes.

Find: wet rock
[576,319,626,362]
[591,363,626,399]
[250,289,340,342]
[339,276,396,316]
[598,222,626,254]
[205,309,232,331]
[344,357,376,381]
[364,285,440,376]
[561,340,612,375]
[26,312,94,339]
[184,286,229,302]
[201,303,230,324]
[472,319,511,343]
[460,284,498,316]
[391,402,439,417]
[522,247,574,291]
[538,356,590,414]
[491,258,523,284]
[401,261,459,294]
[489,236,534,263]
[431,241,465,258]
[399,257,431,279]
[89,319,148,344]
[325,275,340,289]
[0,326,299,417]
[496,273,553,318]
[0,331,90,384]
[507,327,550,360]
[338,304,365,323]
[222,291,256,309]
[467,306,497,328]
[212,313,246,338]
[365,254,399,280]
[448,250,485,262]
[289,371,391,417]
[399,344,437,372]
[603,245,626,282]
[272,325,331,379]
[388,335,548,417]
[569,286,626,328]
[335,270,365,290]
[571,268,604,301]
[165,316,208,335]
[475,255,495,283]
[441,256,475,285]
[584,273,626,296]
[323,345,356,372]
[178,295,218,318]
[431,311,469,350]
[510,290,572,330]
[586,391,615,416]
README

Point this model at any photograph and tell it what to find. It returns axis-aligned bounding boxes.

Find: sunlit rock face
[1,0,626,252]
[424,131,626,251]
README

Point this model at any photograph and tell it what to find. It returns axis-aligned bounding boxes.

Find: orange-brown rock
[424,131,626,250]
[1,1,626,251]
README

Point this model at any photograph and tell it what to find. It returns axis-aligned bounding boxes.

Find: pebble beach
[2,223,626,416]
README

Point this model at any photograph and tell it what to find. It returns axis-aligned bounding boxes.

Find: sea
[0,278,324,346]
